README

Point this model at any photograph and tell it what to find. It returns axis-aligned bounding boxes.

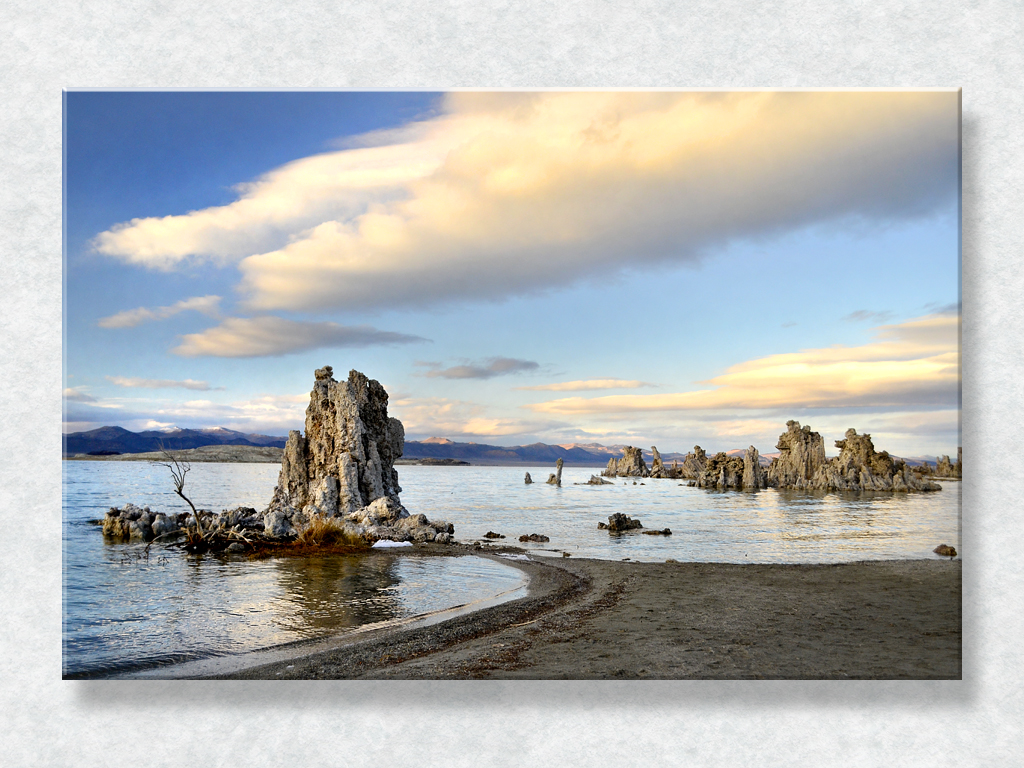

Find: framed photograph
[63,90,961,680]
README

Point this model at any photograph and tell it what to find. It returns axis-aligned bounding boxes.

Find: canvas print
[63,90,961,679]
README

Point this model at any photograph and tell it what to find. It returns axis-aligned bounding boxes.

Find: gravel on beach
[210,549,961,680]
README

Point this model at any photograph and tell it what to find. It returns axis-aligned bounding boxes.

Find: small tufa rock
[545,458,564,486]
[519,533,550,542]
[933,544,957,558]
[598,513,643,532]
[579,475,613,485]
[524,472,533,484]
[483,531,505,539]
[641,528,672,536]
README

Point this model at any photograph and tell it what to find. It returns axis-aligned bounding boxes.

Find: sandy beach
[210,548,961,680]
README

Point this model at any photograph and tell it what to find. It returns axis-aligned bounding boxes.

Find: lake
[62,460,961,676]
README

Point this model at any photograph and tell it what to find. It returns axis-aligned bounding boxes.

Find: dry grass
[296,514,368,549]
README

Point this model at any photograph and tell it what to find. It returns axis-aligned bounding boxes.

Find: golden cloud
[93,91,959,312]
[527,314,959,415]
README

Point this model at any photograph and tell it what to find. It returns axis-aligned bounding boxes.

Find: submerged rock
[601,446,650,478]
[578,474,614,485]
[598,512,643,531]
[519,533,550,542]
[263,366,453,542]
[483,531,505,539]
[933,543,958,558]
[641,528,672,536]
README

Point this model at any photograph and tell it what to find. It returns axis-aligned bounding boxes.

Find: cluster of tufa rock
[102,504,262,542]
[263,367,453,543]
[694,446,766,490]
[933,448,962,478]
[763,421,941,492]
[601,446,650,478]
[594,420,944,494]
[601,445,708,480]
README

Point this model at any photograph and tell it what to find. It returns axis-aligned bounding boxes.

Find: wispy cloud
[97,295,222,329]
[420,357,539,380]
[390,395,560,439]
[517,378,654,392]
[106,376,222,391]
[843,309,894,324]
[172,317,429,358]
[93,92,959,312]
[63,387,96,403]
[528,313,959,415]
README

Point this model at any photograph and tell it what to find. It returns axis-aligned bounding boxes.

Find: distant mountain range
[62,427,939,468]
[404,438,692,466]
[62,426,288,456]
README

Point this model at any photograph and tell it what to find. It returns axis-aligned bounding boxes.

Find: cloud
[843,309,894,324]
[171,317,429,358]
[420,357,539,380]
[516,378,654,391]
[94,92,959,312]
[63,387,96,403]
[390,395,561,439]
[97,295,221,329]
[106,376,222,391]
[527,313,960,415]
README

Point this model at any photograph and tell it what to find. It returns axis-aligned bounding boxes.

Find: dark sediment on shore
[210,553,961,680]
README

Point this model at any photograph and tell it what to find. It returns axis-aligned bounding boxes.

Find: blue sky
[63,91,961,457]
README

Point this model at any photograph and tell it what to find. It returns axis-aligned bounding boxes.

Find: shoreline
[194,549,961,680]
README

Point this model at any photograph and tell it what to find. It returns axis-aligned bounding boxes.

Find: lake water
[62,460,961,676]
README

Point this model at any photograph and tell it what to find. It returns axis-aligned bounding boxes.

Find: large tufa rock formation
[804,429,940,492]
[766,421,826,490]
[264,366,453,542]
[694,446,765,490]
[545,458,564,486]
[764,422,940,492]
[601,446,650,478]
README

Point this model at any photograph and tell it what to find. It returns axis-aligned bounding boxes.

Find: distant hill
[403,439,688,467]
[63,427,941,469]
[63,426,288,456]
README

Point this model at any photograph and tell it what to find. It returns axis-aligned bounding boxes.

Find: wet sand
[212,549,961,680]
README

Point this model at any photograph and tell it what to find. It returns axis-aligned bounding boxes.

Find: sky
[63,90,961,458]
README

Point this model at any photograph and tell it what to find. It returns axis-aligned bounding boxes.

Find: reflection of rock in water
[271,553,405,634]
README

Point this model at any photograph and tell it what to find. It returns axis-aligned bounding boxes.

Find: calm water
[62,461,961,676]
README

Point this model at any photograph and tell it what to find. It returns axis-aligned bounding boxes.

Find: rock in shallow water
[261,367,453,543]
[598,513,643,532]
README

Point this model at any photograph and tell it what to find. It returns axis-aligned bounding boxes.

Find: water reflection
[271,553,404,634]
[63,460,960,675]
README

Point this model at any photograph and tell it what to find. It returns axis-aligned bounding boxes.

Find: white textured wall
[3,1,1019,765]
